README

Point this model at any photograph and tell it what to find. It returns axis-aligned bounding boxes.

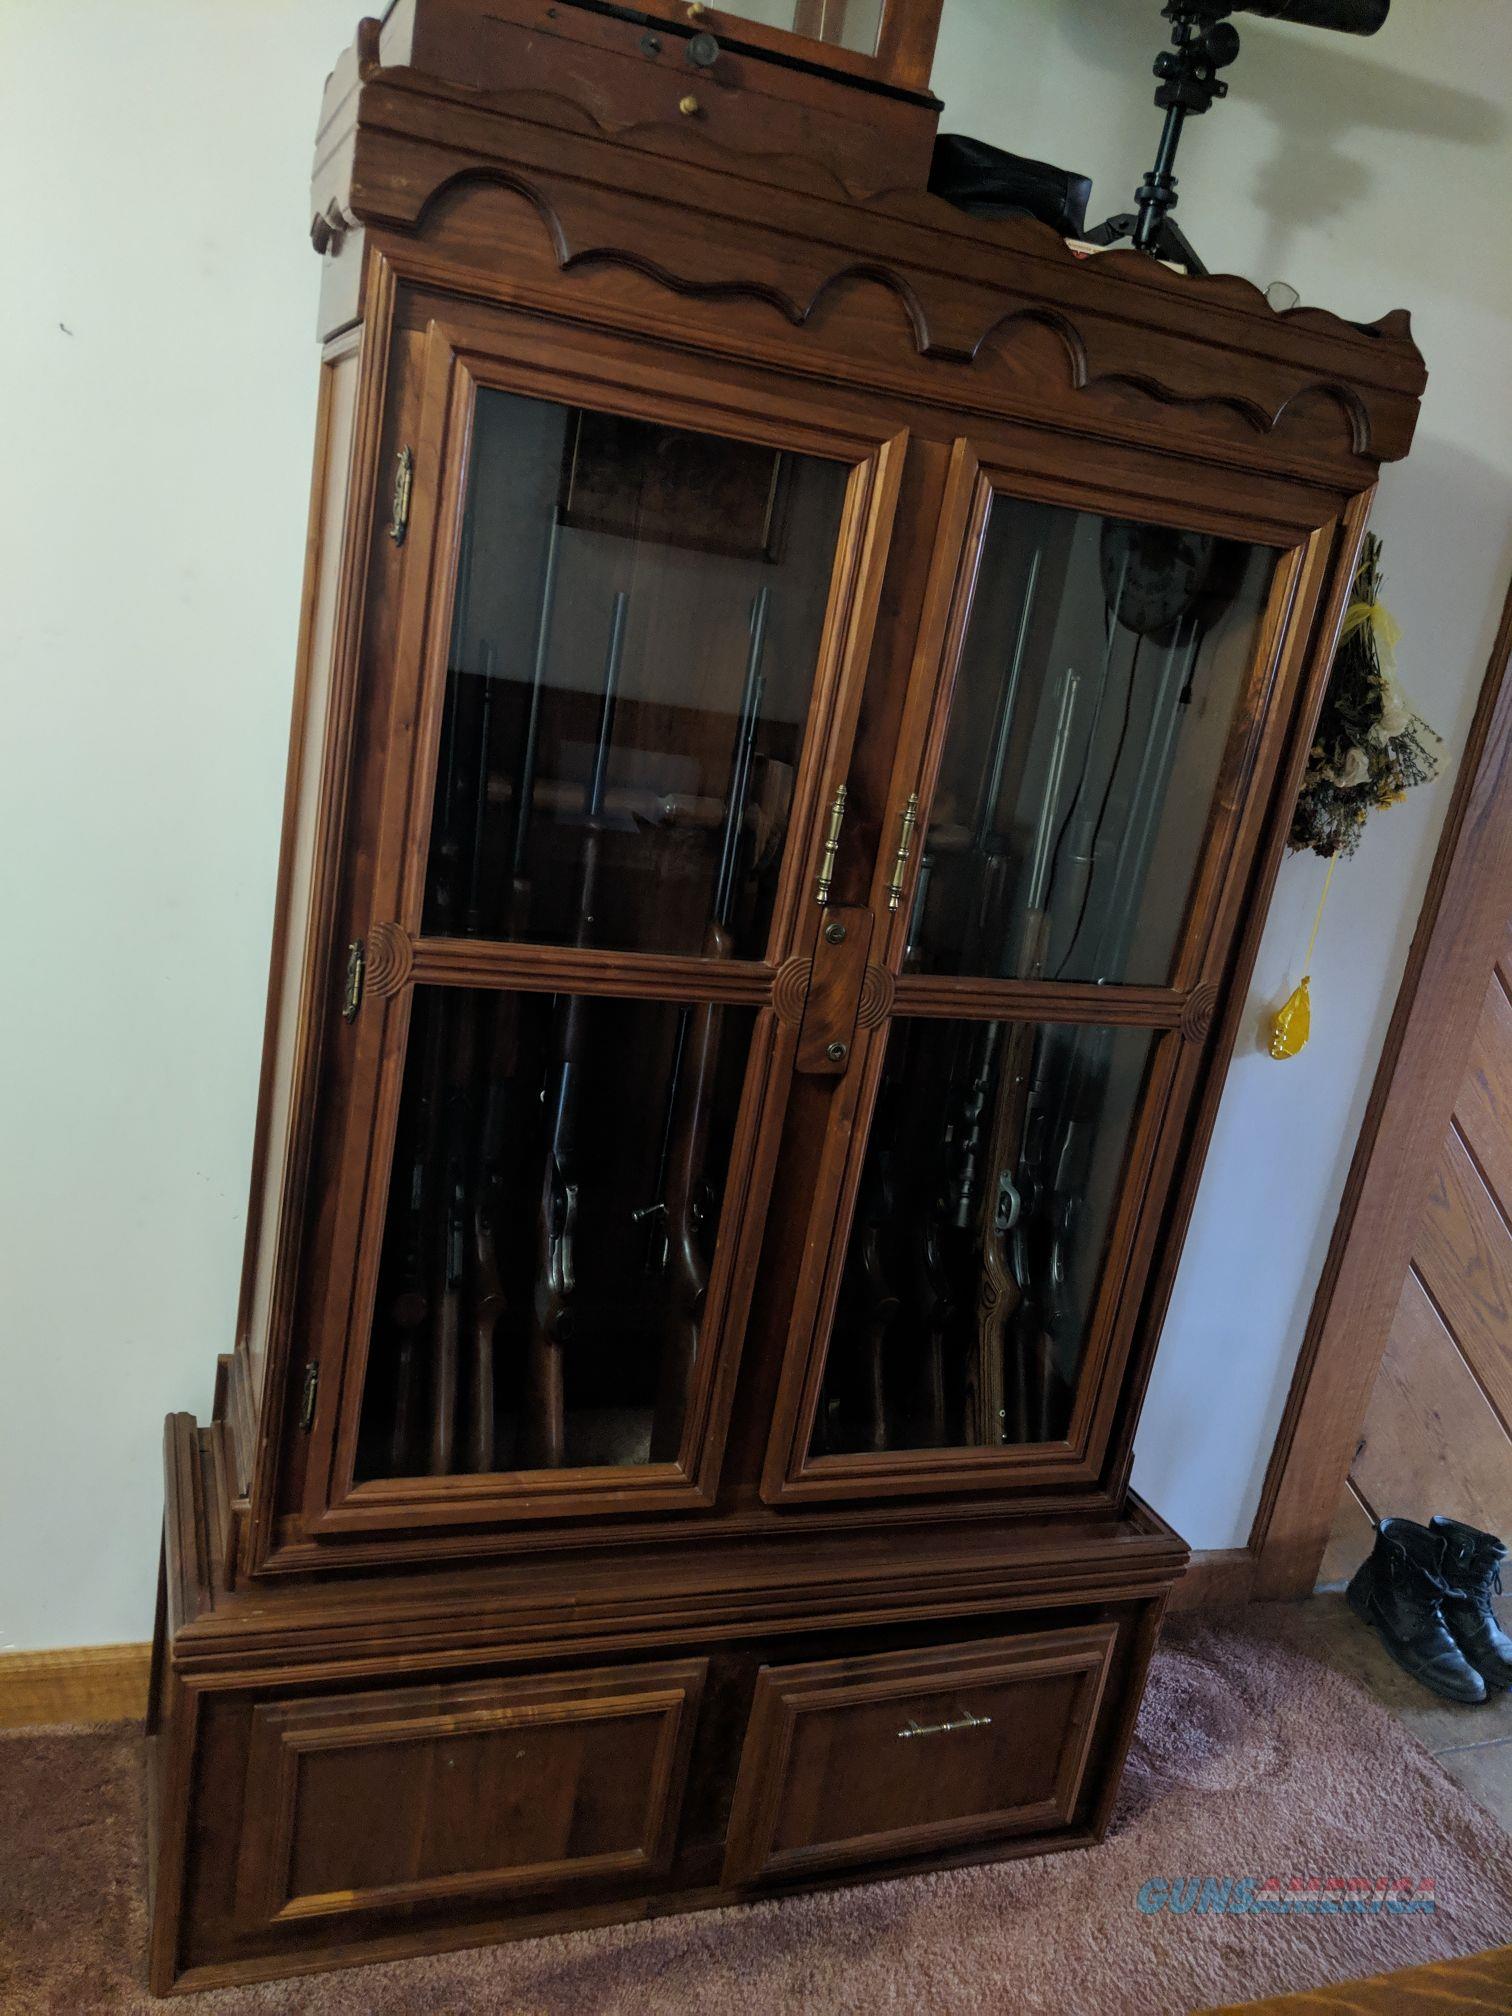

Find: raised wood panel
[722,1624,1116,1885]
[1455,969,1512,1218]
[1352,1269,1512,1535]
[1414,1130,1512,1432]
[233,1659,706,1927]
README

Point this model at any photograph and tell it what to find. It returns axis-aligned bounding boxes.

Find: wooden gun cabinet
[147,0,1425,1991]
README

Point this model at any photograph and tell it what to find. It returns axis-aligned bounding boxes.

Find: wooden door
[1327,917,1512,1573]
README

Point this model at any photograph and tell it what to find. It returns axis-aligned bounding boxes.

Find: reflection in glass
[720,0,884,56]
[356,986,752,1481]
[812,1016,1154,1458]
[423,392,848,961]
[908,501,1277,986]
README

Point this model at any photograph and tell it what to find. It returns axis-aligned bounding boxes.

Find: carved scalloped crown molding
[310,40,1425,468]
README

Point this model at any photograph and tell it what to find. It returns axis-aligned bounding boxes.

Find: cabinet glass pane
[356,985,753,1481]
[720,0,884,56]
[907,500,1277,986]
[811,1015,1154,1458]
[423,392,848,960]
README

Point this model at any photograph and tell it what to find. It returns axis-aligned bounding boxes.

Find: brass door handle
[897,1711,992,1739]
[885,793,920,912]
[814,784,848,906]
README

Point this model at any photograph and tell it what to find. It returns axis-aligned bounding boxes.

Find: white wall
[2,2,1509,1651]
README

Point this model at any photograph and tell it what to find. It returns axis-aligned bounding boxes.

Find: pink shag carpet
[2,1609,1510,2015]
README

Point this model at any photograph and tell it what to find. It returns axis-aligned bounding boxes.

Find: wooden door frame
[1242,569,1512,1600]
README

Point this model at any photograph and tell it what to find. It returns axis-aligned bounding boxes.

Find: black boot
[1347,1518,1486,1704]
[1430,1516,1512,1690]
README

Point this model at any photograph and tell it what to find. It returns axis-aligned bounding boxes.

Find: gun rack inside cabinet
[148,0,1424,1992]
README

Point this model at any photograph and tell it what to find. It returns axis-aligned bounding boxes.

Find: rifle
[430,639,503,1474]
[643,589,769,1460]
[909,549,1041,1448]
[386,1067,433,1474]
[964,547,1042,974]
[1017,615,1204,1435]
[961,666,1080,1444]
[524,589,628,1467]
[463,536,560,1472]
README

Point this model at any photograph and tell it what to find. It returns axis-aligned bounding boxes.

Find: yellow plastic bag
[1269,976,1312,1060]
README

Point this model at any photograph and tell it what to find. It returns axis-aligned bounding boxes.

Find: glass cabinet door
[903,497,1277,990]
[357,984,755,1479]
[815,1014,1156,1457]
[422,394,840,962]
[717,0,885,55]
[338,375,874,1510]
[767,476,1289,1497]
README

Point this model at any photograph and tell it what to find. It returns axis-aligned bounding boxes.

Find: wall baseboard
[0,1643,151,1730]
[1168,1547,1259,1612]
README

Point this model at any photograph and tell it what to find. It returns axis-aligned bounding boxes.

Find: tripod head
[1085,0,1390,271]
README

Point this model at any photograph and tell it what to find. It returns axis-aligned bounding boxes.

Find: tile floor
[1295,1591,1512,1829]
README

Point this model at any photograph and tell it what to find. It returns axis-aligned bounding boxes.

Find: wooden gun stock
[526,974,590,1471]
[648,919,732,1462]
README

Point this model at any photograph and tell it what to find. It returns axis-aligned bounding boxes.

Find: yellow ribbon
[1340,598,1402,658]
[1269,856,1337,1061]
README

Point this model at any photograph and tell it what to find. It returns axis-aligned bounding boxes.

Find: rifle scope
[1222,0,1389,33]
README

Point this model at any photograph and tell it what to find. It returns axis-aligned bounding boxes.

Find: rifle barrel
[464,641,496,936]
[712,588,770,927]
[1091,616,1199,980]
[587,591,629,820]
[973,548,1042,856]
[1025,669,1081,920]
[513,515,562,881]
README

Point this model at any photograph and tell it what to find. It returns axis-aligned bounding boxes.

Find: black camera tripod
[1084,0,1390,275]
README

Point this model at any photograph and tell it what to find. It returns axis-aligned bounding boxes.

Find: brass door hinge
[299,1361,319,1432]
[342,938,366,1021]
[387,444,413,546]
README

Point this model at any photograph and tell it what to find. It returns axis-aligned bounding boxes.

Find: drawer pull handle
[897,1711,992,1739]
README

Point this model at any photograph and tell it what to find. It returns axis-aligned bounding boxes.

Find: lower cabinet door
[233,1658,706,1929]
[722,1625,1117,1886]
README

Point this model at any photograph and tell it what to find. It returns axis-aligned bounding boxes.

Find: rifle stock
[648,921,730,1461]
[960,662,1079,1449]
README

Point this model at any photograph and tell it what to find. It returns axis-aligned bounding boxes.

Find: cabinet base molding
[0,1642,152,1730]
[147,1416,1187,1995]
